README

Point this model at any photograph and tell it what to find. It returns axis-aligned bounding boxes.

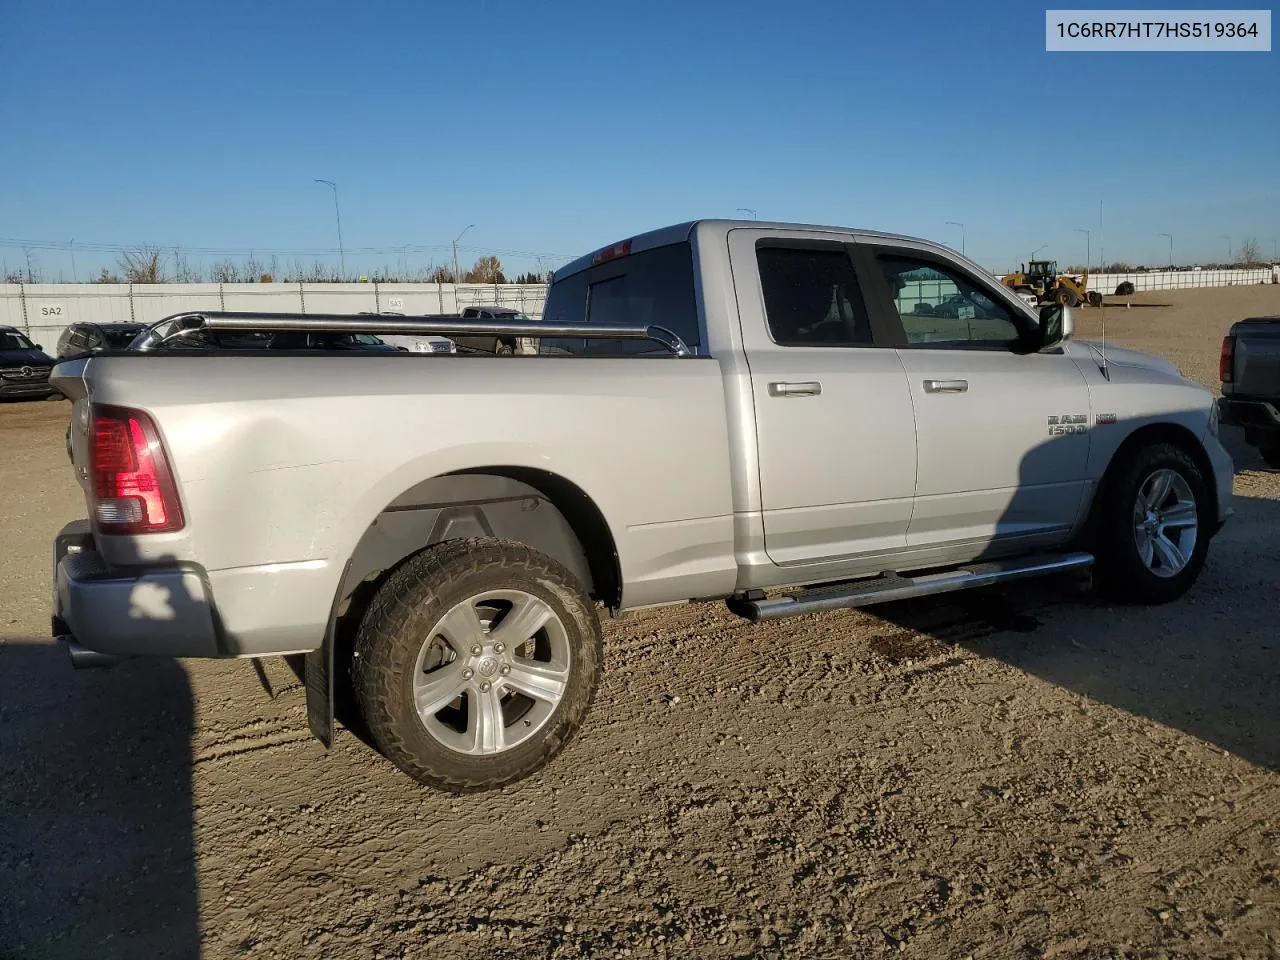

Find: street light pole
[69,238,77,283]
[313,179,345,279]
[1159,232,1173,267]
[452,224,475,284]
[945,221,965,255]
[1031,244,1047,260]
[737,208,757,220]
[1073,228,1091,269]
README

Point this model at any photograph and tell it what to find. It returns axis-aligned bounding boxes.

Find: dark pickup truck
[1220,315,1280,466]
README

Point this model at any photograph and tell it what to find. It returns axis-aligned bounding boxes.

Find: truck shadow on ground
[861,421,1280,774]
[0,640,197,960]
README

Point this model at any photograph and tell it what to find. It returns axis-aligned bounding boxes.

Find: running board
[726,552,1094,623]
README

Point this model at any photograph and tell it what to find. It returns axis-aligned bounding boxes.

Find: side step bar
[726,552,1094,623]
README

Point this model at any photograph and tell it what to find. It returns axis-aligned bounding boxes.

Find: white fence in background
[2,268,1275,348]
[0,282,549,350]
[994,267,1276,295]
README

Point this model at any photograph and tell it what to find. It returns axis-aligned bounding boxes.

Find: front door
[857,244,1093,554]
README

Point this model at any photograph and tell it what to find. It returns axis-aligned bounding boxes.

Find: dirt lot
[2,285,1279,960]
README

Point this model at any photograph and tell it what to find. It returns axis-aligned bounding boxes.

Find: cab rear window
[539,241,700,356]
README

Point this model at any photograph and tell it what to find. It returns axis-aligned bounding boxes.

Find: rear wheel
[1087,291,1103,308]
[350,538,602,792]
[1092,443,1210,604]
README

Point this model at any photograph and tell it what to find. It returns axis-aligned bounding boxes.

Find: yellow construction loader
[1002,259,1103,308]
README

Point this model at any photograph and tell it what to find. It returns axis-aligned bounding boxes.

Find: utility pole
[946,221,965,255]
[452,224,475,284]
[313,179,345,278]
[1073,228,1091,269]
[69,238,77,282]
[1159,232,1173,267]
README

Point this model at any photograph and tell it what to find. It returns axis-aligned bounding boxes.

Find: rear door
[855,242,1093,553]
[728,228,918,565]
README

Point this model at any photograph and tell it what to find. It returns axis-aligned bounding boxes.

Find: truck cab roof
[553,218,952,282]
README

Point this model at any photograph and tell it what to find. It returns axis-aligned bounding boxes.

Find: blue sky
[1,0,1276,280]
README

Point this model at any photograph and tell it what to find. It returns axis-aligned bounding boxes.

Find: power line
[0,236,581,263]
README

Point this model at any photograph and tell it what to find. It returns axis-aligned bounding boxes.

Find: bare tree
[118,245,167,283]
[289,260,338,283]
[211,259,241,283]
[172,248,202,283]
[95,267,122,284]
[1239,238,1260,265]
[243,253,266,283]
[428,265,455,283]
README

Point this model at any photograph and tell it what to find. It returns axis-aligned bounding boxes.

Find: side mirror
[1030,303,1073,351]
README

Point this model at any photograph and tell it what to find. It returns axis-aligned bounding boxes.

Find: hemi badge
[1096,413,1117,425]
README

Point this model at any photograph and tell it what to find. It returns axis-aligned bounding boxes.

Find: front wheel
[1092,443,1211,604]
[350,537,602,792]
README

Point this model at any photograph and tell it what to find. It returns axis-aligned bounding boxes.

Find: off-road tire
[1054,287,1080,307]
[1115,281,1136,296]
[350,537,602,792]
[1092,442,1211,604]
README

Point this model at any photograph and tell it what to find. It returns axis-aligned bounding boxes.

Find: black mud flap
[305,640,333,748]
[306,560,352,749]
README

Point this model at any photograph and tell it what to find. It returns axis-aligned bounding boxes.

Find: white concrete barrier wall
[1,269,1274,348]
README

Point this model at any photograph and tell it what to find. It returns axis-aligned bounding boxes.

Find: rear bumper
[1218,396,1280,434]
[52,520,221,659]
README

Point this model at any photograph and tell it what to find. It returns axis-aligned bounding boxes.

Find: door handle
[768,381,822,397]
[923,379,968,394]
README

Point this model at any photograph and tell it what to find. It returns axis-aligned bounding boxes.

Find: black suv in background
[0,325,57,400]
[55,322,148,359]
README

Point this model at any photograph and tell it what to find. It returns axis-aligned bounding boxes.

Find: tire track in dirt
[194,719,314,766]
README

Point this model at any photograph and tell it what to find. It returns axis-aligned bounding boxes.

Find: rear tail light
[89,404,184,534]
[1219,335,1235,382]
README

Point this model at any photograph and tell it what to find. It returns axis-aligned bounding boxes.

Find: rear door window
[756,246,875,347]
[539,241,700,356]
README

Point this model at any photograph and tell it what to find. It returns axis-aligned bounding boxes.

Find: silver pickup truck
[50,219,1233,792]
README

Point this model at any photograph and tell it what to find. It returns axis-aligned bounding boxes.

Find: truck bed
[53,351,740,653]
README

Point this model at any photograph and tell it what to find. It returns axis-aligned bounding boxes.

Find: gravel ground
[2,285,1279,960]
